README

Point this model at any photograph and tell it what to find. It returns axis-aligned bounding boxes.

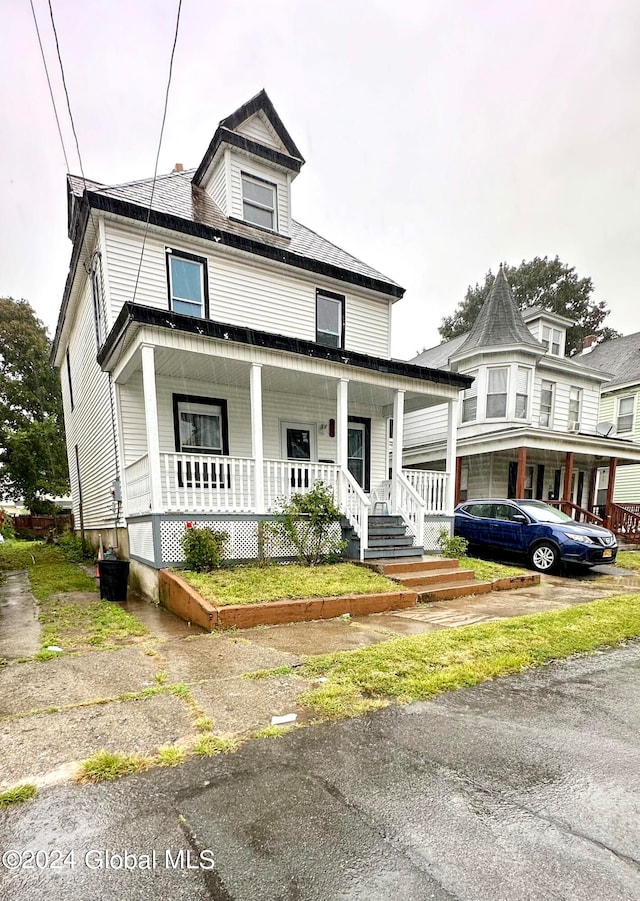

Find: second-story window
[316,290,344,348]
[617,396,635,433]
[486,367,508,418]
[242,174,276,230]
[542,326,562,355]
[568,387,582,430]
[539,380,555,427]
[462,371,478,423]
[166,249,208,318]
[515,367,530,419]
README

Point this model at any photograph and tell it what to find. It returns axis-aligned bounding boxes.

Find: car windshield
[519,502,574,524]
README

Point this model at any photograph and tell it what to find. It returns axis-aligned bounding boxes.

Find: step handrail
[338,468,371,560]
[395,471,427,548]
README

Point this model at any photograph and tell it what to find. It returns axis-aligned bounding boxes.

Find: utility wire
[132,0,183,304]
[28,0,70,172]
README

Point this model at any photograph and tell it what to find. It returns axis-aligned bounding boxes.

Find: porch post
[454,457,462,506]
[562,451,574,508]
[141,344,162,513]
[250,364,264,513]
[605,457,617,525]
[391,390,405,513]
[445,398,458,514]
[336,379,349,505]
[516,446,527,498]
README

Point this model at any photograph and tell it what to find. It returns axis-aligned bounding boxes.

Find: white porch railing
[382,475,426,548]
[160,453,255,512]
[125,454,151,515]
[263,460,340,508]
[339,468,370,560]
[402,469,448,515]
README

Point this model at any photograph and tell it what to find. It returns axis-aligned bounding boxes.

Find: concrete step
[364,547,425,560]
[367,524,409,537]
[368,515,404,527]
[381,557,460,575]
[416,580,494,602]
[398,568,476,588]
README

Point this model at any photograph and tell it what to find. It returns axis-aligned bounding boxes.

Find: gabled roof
[411,333,468,370]
[522,305,574,327]
[581,331,640,388]
[66,171,402,293]
[452,267,544,357]
[193,89,304,186]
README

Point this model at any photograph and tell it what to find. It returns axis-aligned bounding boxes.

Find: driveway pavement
[1,643,639,900]
[1,563,639,788]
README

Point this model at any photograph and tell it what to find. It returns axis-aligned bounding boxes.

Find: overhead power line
[132,0,183,305]
[28,0,70,171]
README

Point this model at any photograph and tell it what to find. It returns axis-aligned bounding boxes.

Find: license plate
[603,550,613,558]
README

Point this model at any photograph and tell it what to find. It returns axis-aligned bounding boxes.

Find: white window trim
[485,366,509,420]
[241,172,277,231]
[617,395,635,433]
[539,380,555,429]
[166,248,207,319]
[280,421,318,462]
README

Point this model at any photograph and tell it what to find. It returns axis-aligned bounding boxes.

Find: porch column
[445,398,458,514]
[587,467,598,513]
[562,451,574,506]
[516,446,527,498]
[391,390,405,513]
[336,379,349,505]
[250,364,264,513]
[454,457,462,506]
[605,457,618,525]
[141,344,162,513]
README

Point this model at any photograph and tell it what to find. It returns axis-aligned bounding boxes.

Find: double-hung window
[173,395,229,489]
[568,387,581,430]
[242,174,276,230]
[539,380,555,427]
[166,249,208,318]
[461,371,478,423]
[617,396,635,433]
[316,290,344,348]
[542,326,562,355]
[515,367,530,419]
[486,367,508,418]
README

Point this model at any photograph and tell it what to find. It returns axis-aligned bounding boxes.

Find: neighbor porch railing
[607,503,640,543]
[547,500,604,526]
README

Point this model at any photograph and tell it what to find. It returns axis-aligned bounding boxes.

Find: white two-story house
[404,267,640,529]
[52,91,469,597]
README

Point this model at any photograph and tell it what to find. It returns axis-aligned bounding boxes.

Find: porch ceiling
[121,345,448,410]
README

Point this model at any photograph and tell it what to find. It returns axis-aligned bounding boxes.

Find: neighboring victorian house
[579,331,640,535]
[403,267,640,532]
[52,91,469,597]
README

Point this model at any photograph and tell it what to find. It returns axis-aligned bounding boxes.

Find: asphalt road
[2,643,639,900]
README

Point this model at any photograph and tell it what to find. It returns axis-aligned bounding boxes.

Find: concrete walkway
[1,563,639,789]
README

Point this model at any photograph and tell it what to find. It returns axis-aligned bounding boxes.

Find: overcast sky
[2,0,640,360]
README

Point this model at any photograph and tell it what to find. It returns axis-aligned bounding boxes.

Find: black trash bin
[98,559,130,602]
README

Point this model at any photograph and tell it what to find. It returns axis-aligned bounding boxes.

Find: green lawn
[459,556,527,581]
[296,593,640,718]
[617,550,640,572]
[179,563,399,606]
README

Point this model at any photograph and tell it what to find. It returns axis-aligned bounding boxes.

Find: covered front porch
[103,307,467,565]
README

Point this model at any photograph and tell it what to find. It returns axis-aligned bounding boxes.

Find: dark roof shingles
[581,332,640,387]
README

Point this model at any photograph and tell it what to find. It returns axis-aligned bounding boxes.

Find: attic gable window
[166,249,209,318]
[241,174,276,230]
[542,326,562,356]
[316,290,344,348]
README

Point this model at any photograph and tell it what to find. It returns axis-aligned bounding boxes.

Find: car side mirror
[512,514,527,523]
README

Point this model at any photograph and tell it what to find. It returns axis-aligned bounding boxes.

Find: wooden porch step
[379,557,460,575]
[416,580,494,603]
[398,568,476,588]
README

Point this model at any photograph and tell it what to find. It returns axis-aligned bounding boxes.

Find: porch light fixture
[328,419,335,438]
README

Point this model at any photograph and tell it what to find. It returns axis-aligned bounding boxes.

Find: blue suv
[454,498,618,573]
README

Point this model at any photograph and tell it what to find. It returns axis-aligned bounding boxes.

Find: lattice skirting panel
[423,516,453,552]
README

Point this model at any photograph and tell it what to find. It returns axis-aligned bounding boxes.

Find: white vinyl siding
[208,156,229,215]
[103,222,391,357]
[461,371,478,423]
[403,404,449,448]
[235,113,285,151]
[61,277,122,530]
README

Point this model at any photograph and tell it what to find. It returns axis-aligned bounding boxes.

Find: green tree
[439,257,620,356]
[0,297,69,509]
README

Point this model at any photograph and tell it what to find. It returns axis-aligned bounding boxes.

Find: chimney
[173,163,184,173]
[582,334,597,353]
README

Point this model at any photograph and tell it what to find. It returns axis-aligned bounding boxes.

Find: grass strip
[459,556,527,581]
[0,783,37,807]
[297,593,640,718]
[617,551,640,572]
[178,563,398,606]
[79,750,151,782]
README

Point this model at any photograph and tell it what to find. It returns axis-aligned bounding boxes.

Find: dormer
[522,307,574,358]
[192,90,305,238]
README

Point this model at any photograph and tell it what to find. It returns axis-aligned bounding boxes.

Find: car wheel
[529,541,559,573]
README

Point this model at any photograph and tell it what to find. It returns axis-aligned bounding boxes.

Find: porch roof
[98,302,473,393]
[404,426,640,466]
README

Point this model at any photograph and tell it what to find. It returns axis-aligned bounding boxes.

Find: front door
[347,417,370,491]
[281,422,316,490]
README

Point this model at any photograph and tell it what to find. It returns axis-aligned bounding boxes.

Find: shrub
[181,526,228,572]
[58,533,93,562]
[0,519,15,540]
[271,481,346,566]
[437,527,468,559]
